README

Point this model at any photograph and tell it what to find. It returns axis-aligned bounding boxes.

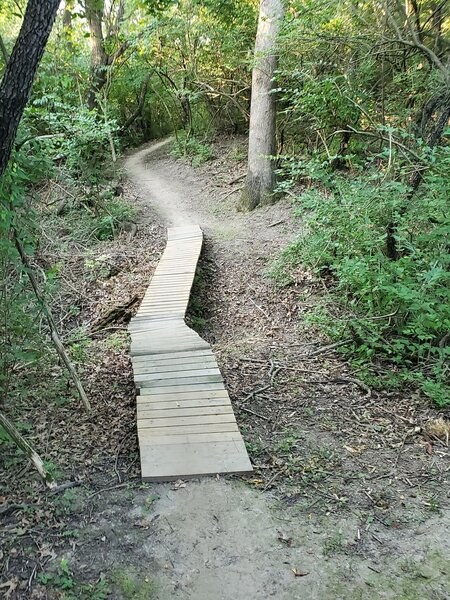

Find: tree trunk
[386,97,450,260]
[85,0,108,111]
[331,130,352,170]
[239,0,285,211]
[0,0,60,178]
[123,73,151,130]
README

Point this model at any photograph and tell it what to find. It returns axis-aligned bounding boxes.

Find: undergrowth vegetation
[171,133,214,166]
[272,155,450,406]
[263,1,450,407]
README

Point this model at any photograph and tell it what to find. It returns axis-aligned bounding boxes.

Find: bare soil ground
[1,136,449,600]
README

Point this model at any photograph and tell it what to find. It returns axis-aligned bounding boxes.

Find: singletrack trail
[124,140,306,600]
[126,139,195,228]
[121,140,450,600]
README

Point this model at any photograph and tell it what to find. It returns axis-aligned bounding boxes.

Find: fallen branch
[0,412,56,488]
[301,339,353,358]
[239,405,270,421]
[49,480,83,495]
[228,173,246,185]
[221,187,242,201]
[90,296,138,332]
[241,384,271,404]
[13,232,91,414]
[330,377,372,397]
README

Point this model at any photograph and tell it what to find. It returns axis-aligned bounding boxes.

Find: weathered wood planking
[128,225,252,481]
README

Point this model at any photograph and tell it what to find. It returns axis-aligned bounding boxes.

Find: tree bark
[85,0,108,110]
[85,0,128,110]
[239,0,285,211]
[386,97,450,260]
[123,73,151,129]
[0,0,60,178]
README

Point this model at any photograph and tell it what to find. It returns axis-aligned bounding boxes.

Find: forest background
[0,0,449,434]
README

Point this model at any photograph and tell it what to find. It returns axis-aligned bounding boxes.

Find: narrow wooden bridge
[128,226,252,481]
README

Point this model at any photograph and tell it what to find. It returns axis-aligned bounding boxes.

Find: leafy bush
[272,163,450,406]
[91,199,135,241]
[171,134,214,166]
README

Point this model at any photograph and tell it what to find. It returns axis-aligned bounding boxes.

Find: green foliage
[91,199,135,240]
[272,160,450,406]
[0,148,52,398]
[112,570,159,600]
[171,133,214,166]
[38,558,109,600]
[26,98,119,184]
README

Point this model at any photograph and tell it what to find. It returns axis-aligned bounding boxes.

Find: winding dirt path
[126,139,198,228]
[122,141,450,600]
[125,141,308,599]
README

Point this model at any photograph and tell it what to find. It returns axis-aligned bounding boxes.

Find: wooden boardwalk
[128,226,252,481]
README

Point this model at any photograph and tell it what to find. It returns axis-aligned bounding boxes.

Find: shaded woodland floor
[1,137,449,599]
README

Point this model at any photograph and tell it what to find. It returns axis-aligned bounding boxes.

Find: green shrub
[272,163,450,406]
[91,199,135,241]
[171,134,214,166]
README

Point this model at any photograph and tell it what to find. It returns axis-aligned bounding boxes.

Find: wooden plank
[139,298,189,304]
[135,368,221,382]
[130,327,203,337]
[131,329,197,338]
[132,349,214,362]
[138,414,236,428]
[137,375,223,388]
[137,405,232,417]
[136,304,189,309]
[139,440,252,481]
[138,382,226,395]
[138,422,239,437]
[130,316,187,325]
[137,399,230,411]
[131,343,210,356]
[132,354,216,367]
[131,342,210,354]
[139,432,242,445]
[133,317,187,322]
[131,316,182,323]
[131,336,204,345]
[132,359,217,374]
[136,390,229,403]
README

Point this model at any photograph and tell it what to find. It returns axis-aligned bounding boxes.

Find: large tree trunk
[0,0,60,177]
[84,0,127,111]
[239,0,284,211]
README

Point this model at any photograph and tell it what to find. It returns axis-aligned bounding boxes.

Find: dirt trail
[125,139,197,228]
[124,141,307,599]
[121,141,450,600]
